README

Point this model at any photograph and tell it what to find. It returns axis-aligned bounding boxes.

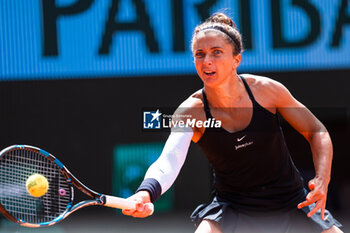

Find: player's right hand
[122,191,154,218]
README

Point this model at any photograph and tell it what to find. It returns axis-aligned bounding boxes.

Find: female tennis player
[122,13,343,233]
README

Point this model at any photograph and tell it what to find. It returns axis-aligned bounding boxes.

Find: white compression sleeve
[144,130,193,195]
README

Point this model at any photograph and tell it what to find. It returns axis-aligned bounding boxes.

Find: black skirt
[190,193,342,233]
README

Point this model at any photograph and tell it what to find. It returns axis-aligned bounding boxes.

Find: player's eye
[213,50,223,55]
[195,52,205,58]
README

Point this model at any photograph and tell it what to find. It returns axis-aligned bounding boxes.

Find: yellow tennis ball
[26,173,49,197]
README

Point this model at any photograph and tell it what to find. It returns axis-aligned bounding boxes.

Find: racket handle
[103,195,154,214]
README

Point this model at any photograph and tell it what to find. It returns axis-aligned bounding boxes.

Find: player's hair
[191,13,243,55]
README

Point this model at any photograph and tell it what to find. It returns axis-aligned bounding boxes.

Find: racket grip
[103,195,154,214]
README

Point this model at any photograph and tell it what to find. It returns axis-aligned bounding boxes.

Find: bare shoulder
[240,73,286,92]
[177,89,203,109]
[240,74,293,107]
[173,89,206,121]
[172,90,207,140]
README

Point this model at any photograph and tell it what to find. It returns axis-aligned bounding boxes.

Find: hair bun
[208,13,236,28]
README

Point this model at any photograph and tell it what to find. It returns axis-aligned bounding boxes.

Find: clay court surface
[0,210,348,233]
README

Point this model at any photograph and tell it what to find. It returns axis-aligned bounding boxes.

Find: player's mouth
[203,71,216,76]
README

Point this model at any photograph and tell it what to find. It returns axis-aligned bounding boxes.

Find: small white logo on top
[235,141,254,150]
[237,135,246,142]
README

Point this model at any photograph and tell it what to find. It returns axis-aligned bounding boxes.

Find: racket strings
[0,148,72,224]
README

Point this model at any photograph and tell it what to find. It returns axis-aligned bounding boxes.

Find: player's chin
[201,74,219,86]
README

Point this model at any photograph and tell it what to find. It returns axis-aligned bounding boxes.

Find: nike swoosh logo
[237,135,246,142]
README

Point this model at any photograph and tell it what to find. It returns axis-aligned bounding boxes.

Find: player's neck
[204,74,244,108]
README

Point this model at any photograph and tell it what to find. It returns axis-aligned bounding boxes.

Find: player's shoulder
[177,89,204,109]
[240,73,283,87]
[240,73,289,95]
[173,89,205,120]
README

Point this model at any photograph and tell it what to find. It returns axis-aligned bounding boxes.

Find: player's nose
[203,54,213,66]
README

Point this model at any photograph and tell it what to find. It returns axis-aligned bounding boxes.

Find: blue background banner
[0,0,349,80]
[0,1,350,231]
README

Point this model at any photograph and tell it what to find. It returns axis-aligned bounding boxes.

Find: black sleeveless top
[197,76,305,212]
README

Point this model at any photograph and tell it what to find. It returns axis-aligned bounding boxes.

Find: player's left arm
[270,80,332,220]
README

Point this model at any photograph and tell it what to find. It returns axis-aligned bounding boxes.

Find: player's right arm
[122,91,205,218]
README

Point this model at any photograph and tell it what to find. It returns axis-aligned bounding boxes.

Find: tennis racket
[0,145,153,227]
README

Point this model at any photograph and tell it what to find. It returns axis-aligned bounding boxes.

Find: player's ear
[233,54,241,69]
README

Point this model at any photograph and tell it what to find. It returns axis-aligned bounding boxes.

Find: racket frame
[0,145,139,228]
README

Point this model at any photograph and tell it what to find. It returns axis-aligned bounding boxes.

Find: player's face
[192,31,241,87]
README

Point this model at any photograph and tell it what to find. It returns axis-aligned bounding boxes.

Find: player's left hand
[297,177,329,220]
